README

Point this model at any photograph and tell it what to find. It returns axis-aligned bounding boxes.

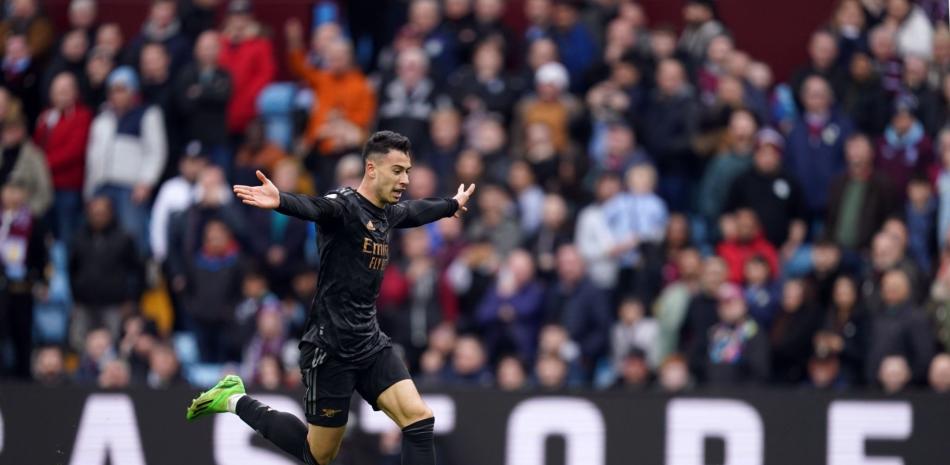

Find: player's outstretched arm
[233,170,342,222]
[393,184,476,228]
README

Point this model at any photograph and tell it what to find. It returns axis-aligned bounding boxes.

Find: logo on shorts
[366,220,376,231]
[320,408,342,418]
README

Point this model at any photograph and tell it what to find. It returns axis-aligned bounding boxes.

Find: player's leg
[186,375,319,463]
[359,348,435,465]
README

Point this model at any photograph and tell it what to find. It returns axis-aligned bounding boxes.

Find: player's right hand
[233,170,280,209]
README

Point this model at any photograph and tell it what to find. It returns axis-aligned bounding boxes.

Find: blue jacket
[784,111,853,214]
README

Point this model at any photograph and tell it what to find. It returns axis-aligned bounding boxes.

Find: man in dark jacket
[183,218,245,363]
[789,30,849,110]
[825,133,899,251]
[543,244,612,376]
[68,196,143,351]
[865,269,935,386]
[725,128,808,249]
[638,59,699,211]
[176,30,232,170]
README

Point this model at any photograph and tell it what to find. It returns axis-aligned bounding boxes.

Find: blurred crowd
[3,0,950,397]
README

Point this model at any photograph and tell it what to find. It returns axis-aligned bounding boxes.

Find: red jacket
[219,35,276,134]
[32,104,93,191]
[717,233,780,284]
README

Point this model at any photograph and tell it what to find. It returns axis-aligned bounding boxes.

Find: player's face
[374,149,412,204]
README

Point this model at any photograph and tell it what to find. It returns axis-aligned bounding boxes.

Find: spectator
[743,255,781,329]
[285,20,375,179]
[938,135,950,248]
[866,269,935,385]
[507,163,545,242]
[906,176,937,274]
[535,352,569,390]
[33,71,93,242]
[176,31,232,170]
[377,47,446,151]
[603,164,669,300]
[717,208,780,284]
[182,219,245,363]
[139,43,178,164]
[901,56,939,135]
[549,0,597,93]
[446,335,493,386]
[68,196,143,351]
[694,34,734,108]
[469,115,511,185]
[477,249,545,362]
[691,282,770,386]
[465,184,521,256]
[525,193,572,281]
[0,0,54,61]
[246,159,308,297]
[885,0,933,59]
[94,22,123,58]
[826,134,900,251]
[75,327,115,383]
[697,108,757,235]
[406,0,459,79]
[770,279,824,384]
[241,306,287,384]
[611,347,653,391]
[68,0,99,44]
[2,34,42,130]
[146,342,184,388]
[789,30,848,110]
[588,122,650,179]
[654,248,703,363]
[869,25,903,95]
[0,180,47,378]
[807,353,846,390]
[785,75,853,221]
[677,0,726,66]
[658,353,693,393]
[1,105,52,215]
[219,0,276,137]
[831,0,868,68]
[512,62,582,157]
[81,45,114,109]
[877,96,934,196]
[85,66,167,254]
[638,59,698,210]
[444,0,477,58]
[118,315,159,381]
[233,119,289,187]
[878,354,912,393]
[97,359,131,389]
[815,275,868,385]
[575,172,622,290]
[496,355,528,391]
[929,353,950,392]
[253,354,286,390]
[124,0,191,75]
[841,51,890,136]
[166,165,247,298]
[40,30,89,103]
[471,0,514,63]
[32,345,67,386]
[448,40,517,121]
[611,297,659,370]
[420,108,463,187]
[150,142,207,262]
[544,244,612,371]
[679,256,728,355]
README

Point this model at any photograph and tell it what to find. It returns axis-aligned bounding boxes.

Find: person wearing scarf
[876,95,934,196]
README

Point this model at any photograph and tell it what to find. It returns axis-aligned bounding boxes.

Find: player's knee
[405,406,434,426]
[310,447,338,465]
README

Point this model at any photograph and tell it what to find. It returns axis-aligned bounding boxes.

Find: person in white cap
[512,61,582,155]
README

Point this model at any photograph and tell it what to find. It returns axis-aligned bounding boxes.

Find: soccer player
[185,131,475,465]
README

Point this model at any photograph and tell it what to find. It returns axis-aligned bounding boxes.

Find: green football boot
[185,374,245,421]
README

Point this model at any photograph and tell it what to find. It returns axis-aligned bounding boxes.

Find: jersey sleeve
[389,198,460,228]
[276,192,345,224]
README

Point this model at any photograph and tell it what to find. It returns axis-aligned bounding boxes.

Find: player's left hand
[453,183,476,218]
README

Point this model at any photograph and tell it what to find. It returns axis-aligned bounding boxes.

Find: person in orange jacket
[284,18,376,191]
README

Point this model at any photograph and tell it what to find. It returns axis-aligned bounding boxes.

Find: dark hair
[362,130,411,161]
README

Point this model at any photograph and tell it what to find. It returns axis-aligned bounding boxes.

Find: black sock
[401,417,435,465]
[236,396,319,464]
